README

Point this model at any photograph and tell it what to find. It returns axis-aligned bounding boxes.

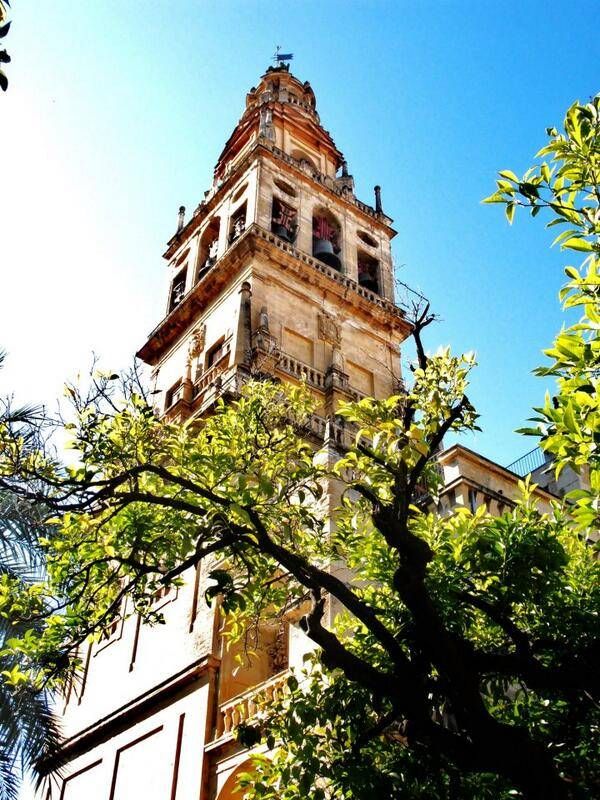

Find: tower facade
[55,65,413,800]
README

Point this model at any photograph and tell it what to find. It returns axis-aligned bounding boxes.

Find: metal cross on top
[273,46,294,65]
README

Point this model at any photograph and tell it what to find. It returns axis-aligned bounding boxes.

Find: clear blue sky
[1,1,596,466]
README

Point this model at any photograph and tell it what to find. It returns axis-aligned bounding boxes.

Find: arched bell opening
[357,249,380,294]
[312,208,342,272]
[168,266,187,312]
[196,216,220,282]
[290,149,318,173]
[229,202,247,244]
[271,197,297,243]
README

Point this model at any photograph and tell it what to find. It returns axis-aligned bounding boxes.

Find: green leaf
[561,237,593,252]
[499,169,519,183]
[482,192,506,204]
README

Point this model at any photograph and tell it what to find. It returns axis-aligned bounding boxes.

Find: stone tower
[55,64,413,800]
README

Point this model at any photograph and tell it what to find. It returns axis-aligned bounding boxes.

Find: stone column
[234,281,252,368]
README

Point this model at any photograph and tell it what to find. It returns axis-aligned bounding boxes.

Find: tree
[0,352,61,800]
[0,1,11,92]
[483,93,599,532]
[0,100,598,799]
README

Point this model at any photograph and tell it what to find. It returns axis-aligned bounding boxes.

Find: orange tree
[0,98,598,800]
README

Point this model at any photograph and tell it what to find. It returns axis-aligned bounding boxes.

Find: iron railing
[506,447,548,476]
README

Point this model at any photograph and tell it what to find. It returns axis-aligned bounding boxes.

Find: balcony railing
[215,671,289,739]
[277,353,326,390]
[506,447,549,476]
[192,357,230,400]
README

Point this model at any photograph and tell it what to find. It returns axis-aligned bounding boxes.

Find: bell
[272,223,292,242]
[313,238,342,271]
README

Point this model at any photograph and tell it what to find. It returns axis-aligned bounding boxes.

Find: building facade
[53,65,558,800]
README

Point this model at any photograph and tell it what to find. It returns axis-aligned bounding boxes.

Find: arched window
[271,197,297,243]
[196,216,220,282]
[357,249,380,294]
[169,268,187,311]
[229,202,247,244]
[217,760,258,800]
[290,149,318,173]
[312,207,342,271]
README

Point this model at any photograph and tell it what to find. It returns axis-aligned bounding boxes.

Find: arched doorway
[216,758,257,800]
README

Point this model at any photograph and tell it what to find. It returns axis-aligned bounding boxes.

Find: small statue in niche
[259,106,275,141]
[200,238,218,275]
[229,214,246,243]
[259,306,269,331]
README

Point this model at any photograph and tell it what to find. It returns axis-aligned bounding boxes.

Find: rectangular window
[206,338,230,368]
[468,488,478,513]
[165,380,182,410]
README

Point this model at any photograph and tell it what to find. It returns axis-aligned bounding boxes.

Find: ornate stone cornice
[140,224,413,365]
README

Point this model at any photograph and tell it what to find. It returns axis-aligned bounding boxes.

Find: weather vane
[273,46,294,65]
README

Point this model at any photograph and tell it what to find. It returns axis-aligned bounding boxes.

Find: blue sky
[1,1,596,466]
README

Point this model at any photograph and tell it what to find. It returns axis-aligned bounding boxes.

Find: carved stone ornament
[318,312,341,346]
[259,106,275,141]
[259,305,269,331]
[267,622,288,673]
[188,324,206,361]
[331,345,344,370]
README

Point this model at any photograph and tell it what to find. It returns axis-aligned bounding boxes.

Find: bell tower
[137,63,412,426]
[55,65,415,800]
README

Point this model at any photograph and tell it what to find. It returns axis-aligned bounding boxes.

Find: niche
[231,182,248,204]
[273,178,297,198]
[291,148,318,173]
[206,337,231,369]
[357,230,378,248]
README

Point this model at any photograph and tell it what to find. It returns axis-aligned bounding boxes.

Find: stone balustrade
[277,352,326,389]
[216,671,289,739]
[192,356,230,400]
[250,224,407,318]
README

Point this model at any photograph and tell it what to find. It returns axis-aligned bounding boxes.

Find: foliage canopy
[0,97,599,800]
